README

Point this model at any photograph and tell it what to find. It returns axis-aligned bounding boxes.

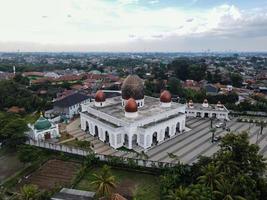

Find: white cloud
[148,0,159,4]
[0,0,266,51]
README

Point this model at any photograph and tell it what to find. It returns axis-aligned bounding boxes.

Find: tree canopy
[160,132,267,200]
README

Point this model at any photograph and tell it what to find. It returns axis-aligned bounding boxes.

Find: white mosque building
[80,75,229,150]
[185,99,229,120]
[80,75,186,150]
[28,114,60,141]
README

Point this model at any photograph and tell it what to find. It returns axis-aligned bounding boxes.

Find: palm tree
[216,156,238,175]
[210,128,217,143]
[256,121,267,135]
[198,164,222,191]
[19,184,40,200]
[91,165,116,198]
[255,121,266,143]
[213,179,246,200]
[210,116,215,128]
[166,186,194,200]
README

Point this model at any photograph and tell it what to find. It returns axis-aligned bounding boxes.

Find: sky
[0,0,267,52]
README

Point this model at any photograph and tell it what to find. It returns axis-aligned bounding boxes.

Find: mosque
[80,74,228,150]
[29,74,229,149]
[28,114,60,141]
[80,75,186,149]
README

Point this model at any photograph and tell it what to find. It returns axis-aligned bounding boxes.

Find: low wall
[27,139,176,168]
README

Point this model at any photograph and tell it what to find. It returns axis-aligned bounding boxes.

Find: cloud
[0,0,266,51]
[148,0,159,4]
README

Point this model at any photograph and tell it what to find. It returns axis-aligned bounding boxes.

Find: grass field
[75,167,160,200]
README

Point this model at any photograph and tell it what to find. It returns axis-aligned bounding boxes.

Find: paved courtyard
[66,117,267,165]
[146,117,267,164]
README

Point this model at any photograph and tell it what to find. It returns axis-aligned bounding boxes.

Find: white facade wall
[80,106,186,150]
[28,124,60,141]
[185,107,229,120]
[68,99,91,118]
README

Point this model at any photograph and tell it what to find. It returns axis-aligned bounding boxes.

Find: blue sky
[0,0,266,51]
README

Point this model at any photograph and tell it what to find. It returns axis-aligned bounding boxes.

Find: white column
[80,118,85,130]
[91,123,95,136]
[128,134,133,149]
[99,128,104,141]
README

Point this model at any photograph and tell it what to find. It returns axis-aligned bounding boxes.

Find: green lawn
[75,167,160,200]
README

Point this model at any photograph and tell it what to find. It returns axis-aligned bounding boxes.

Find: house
[54,92,91,118]
[204,84,219,95]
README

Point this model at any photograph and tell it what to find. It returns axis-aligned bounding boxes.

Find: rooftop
[186,103,228,112]
[54,92,90,108]
[85,96,184,124]
[51,188,95,200]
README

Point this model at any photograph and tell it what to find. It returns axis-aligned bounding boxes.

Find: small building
[28,115,60,141]
[204,84,219,95]
[54,92,91,119]
[185,100,229,120]
[51,188,95,200]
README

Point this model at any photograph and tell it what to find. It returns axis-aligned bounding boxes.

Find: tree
[213,179,246,200]
[0,114,28,148]
[17,145,43,164]
[230,73,243,88]
[91,165,116,198]
[198,164,222,192]
[215,132,265,176]
[19,184,40,200]
[166,186,194,200]
[256,121,266,136]
[167,77,182,95]
[210,128,216,143]
[14,74,30,85]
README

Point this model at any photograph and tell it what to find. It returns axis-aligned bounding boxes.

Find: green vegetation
[0,112,28,149]
[167,58,207,81]
[0,80,50,112]
[76,166,160,200]
[160,132,267,200]
[91,165,116,198]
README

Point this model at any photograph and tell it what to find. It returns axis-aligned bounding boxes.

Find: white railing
[26,139,176,168]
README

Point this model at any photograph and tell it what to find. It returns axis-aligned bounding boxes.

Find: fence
[27,139,177,168]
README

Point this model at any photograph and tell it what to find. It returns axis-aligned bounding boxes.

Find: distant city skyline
[1,0,267,52]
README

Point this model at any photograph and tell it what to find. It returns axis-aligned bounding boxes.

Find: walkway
[64,117,267,164]
[146,117,267,164]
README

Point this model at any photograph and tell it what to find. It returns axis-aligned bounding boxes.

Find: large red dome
[125,98,138,112]
[160,90,171,103]
[95,90,106,102]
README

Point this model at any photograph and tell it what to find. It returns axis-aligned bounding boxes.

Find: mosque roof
[84,96,184,124]
[121,75,144,100]
[34,116,52,130]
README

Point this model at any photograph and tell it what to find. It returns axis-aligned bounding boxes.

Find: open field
[75,167,160,200]
[0,152,24,184]
[17,159,81,190]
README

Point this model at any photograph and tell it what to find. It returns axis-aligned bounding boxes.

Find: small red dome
[160,90,171,103]
[95,90,106,102]
[125,98,138,112]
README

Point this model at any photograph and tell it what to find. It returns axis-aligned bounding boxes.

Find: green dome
[34,116,52,130]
